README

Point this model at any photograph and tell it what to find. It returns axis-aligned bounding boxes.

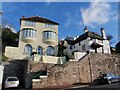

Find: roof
[65,31,104,45]
[65,39,74,45]
[20,16,59,25]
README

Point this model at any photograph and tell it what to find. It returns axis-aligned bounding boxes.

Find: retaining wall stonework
[32,53,120,88]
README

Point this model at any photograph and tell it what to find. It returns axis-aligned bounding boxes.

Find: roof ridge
[20,16,59,25]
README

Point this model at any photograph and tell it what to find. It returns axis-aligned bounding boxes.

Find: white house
[61,27,111,60]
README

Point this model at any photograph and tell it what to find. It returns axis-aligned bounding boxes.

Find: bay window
[43,31,56,39]
[22,28,36,38]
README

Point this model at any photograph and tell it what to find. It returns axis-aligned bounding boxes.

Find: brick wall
[32,53,120,88]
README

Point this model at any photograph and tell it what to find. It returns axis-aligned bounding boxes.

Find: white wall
[5,46,29,59]
[102,40,111,54]
[66,37,111,54]
[42,56,66,64]
[66,38,89,53]
[74,52,87,61]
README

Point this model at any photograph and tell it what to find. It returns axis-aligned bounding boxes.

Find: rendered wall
[5,46,29,59]
[43,56,66,64]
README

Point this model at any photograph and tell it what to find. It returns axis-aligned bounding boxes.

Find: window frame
[46,46,54,56]
[43,31,56,39]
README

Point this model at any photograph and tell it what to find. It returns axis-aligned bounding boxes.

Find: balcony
[21,36,36,43]
[43,38,56,44]
[21,28,37,43]
[43,31,56,44]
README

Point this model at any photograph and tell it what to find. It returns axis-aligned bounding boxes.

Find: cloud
[64,11,83,28]
[80,1,117,28]
[64,18,72,27]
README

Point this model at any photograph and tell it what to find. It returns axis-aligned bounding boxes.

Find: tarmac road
[3,82,120,90]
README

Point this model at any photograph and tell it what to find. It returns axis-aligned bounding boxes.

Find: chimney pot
[84,26,88,32]
[101,28,106,39]
[22,16,25,19]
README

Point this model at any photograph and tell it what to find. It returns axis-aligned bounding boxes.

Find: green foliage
[2,53,8,61]
[2,27,19,52]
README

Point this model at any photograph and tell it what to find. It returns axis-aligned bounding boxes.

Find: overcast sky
[2,1,118,46]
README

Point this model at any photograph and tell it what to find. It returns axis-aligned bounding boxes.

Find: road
[65,83,120,90]
[3,83,120,90]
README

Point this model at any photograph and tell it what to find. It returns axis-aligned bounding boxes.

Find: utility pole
[0,0,3,64]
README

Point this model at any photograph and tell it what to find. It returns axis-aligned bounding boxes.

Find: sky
[1,1,119,46]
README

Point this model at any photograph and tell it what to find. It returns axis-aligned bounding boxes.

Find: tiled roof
[65,31,104,45]
[20,16,59,25]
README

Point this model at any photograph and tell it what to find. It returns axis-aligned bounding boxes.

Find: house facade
[62,27,111,57]
[5,16,66,64]
[5,16,111,64]
[19,16,59,56]
[60,27,111,60]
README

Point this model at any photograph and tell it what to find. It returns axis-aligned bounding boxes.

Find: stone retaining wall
[32,53,120,88]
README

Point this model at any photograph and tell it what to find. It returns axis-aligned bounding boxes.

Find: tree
[106,34,116,45]
[2,27,19,52]
[106,34,113,41]
[115,42,120,53]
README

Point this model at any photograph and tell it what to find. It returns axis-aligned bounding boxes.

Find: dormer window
[25,21,36,27]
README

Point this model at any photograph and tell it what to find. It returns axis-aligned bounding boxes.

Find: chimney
[101,28,106,39]
[22,16,25,19]
[84,26,88,33]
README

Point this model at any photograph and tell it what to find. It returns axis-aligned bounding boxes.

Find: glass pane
[46,46,54,55]
[38,46,43,55]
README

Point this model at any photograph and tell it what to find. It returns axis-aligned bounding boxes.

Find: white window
[25,21,36,27]
[46,46,54,56]
[24,44,32,55]
[43,31,56,39]
[22,28,36,38]
[45,23,55,28]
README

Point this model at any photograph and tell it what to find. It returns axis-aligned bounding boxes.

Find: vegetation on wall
[2,53,8,61]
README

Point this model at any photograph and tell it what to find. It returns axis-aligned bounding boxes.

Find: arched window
[46,46,54,56]
[24,44,32,55]
[38,46,43,55]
